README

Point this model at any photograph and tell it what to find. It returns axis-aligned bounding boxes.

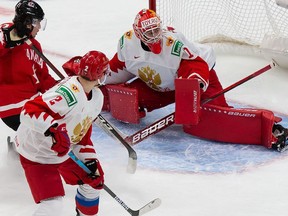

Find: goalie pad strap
[183,104,277,148]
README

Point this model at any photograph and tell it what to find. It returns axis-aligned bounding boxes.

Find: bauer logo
[227,111,256,118]
[56,85,77,107]
[131,113,175,144]
[141,17,158,28]
[171,40,183,56]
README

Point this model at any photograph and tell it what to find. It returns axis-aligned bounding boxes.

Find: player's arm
[73,126,96,161]
[20,85,72,134]
[105,53,136,84]
[21,88,72,156]
[72,125,104,189]
[177,57,210,92]
[175,57,210,125]
[20,96,60,134]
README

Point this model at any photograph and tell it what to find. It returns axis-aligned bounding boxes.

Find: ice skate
[272,124,288,152]
[75,208,80,216]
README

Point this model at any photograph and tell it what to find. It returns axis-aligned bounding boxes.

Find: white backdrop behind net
[153,0,288,66]
[154,0,288,44]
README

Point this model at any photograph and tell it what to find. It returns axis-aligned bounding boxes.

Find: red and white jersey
[107,27,215,92]
[0,23,57,118]
[16,76,103,164]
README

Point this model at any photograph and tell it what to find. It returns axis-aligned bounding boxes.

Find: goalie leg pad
[183,104,277,147]
[106,84,144,124]
[175,78,200,125]
[99,86,110,111]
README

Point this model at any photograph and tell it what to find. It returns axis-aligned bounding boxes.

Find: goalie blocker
[175,78,200,125]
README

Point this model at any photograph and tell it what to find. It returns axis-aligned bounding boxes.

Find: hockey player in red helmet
[62,51,109,83]
[79,50,109,83]
[16,50,108,215]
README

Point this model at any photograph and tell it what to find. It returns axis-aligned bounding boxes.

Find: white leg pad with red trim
[175,79,200,125]
[106,84,145,124]
[183,104,278,148]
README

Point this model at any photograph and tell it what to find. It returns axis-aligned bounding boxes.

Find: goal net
[149,0,288,67]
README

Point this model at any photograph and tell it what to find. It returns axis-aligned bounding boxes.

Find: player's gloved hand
[45,123,71,156]
[79,159,104,189]
[2,28,28,48]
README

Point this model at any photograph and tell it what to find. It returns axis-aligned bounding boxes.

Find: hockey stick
[26,39,65,80]
[125,61,277,145]
[68,151,161,216]
[26,39,137,173]
[95,114,137,174]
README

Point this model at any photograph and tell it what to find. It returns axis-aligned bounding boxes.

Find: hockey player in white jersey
[16,50,109,216]
[101,8,288,151]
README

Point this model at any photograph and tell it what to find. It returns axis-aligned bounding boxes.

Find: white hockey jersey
[16,76,103,164]
[107,28,216,92]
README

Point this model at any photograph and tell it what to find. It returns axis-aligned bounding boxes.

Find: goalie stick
[124,62,277,145]
[68,151,161,216]
[26,39,137,173]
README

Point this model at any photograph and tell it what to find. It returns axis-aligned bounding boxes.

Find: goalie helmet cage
[149,0,288,67]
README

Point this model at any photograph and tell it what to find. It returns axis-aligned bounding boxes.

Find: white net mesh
[153,0,288,46]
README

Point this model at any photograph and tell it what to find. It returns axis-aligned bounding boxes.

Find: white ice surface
[1,1,288,216]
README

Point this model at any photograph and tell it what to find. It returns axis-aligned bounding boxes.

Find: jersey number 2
[49,96,63,105]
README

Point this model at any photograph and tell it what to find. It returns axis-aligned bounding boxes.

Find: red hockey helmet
[133,9,163,54]
[62,56,82,76]
[79,51,109,81]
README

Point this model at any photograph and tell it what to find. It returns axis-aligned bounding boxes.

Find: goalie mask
[133,9,163,54]
[13,0,47,37]
[79,51,109,84]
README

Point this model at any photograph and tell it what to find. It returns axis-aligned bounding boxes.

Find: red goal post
[149,0,288,68]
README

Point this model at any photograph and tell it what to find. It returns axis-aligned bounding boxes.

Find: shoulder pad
[0,23,13,31]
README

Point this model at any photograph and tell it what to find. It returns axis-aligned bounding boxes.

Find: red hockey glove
[79,159,104,190]
[46,123,71,157]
